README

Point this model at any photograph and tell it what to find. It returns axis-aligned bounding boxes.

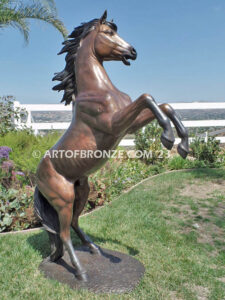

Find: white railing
[14,101,225,145]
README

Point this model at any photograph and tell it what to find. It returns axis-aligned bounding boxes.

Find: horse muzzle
[122,47,137,65]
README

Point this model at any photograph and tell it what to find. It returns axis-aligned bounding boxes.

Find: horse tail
[34,186,60,234]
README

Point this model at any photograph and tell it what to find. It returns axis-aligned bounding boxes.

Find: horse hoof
[90,246,101,255]
[161,134,174,150]
[177,143,189,159]
[43,252,63,263]
[76,271,88,282]
[42,256,52,263]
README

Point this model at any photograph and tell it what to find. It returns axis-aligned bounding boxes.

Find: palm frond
[10,17,29,42]
[0,0,68,42]
[39,0,57,12]
[0,3,29,42]
[17,3,68,38]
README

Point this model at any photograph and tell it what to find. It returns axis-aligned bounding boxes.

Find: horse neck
[75,37,115,95]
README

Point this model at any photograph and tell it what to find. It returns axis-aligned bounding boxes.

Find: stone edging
[0,168,199,236]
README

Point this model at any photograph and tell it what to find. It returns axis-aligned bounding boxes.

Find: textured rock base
[39,246,145,293]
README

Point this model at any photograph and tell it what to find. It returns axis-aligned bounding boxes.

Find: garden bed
[1,125,225,233]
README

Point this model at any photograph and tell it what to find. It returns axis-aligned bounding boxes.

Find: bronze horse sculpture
[34,11,189,281]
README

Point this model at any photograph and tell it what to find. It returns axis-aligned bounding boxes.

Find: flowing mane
[52,18,117,105]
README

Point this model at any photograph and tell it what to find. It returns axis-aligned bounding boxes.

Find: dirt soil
[180,178,225,199]
[167,178,225,248]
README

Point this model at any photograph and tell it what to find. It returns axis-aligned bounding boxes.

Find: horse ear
[99,10,107,24]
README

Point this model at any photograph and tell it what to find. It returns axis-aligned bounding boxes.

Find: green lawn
[0,169,225,300]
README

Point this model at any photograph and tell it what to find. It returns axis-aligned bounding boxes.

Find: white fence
[14,101,225,145]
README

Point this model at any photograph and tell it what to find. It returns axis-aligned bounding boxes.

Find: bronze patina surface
[34,10,189,284]
[40,246,145,293]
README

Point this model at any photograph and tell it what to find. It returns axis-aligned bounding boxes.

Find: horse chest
[103,92,132,112]
[76,92,131,115]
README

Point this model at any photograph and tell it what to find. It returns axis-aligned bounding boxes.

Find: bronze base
[39,246,145,294]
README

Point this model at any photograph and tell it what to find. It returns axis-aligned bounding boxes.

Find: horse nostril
[131,47,137,58]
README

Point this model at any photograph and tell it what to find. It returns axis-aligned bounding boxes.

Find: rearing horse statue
[34,11,189,281]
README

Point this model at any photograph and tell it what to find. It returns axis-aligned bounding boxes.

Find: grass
[0,169,225,299]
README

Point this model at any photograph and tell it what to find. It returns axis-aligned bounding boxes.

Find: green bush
[219,148,225,167]
[0,96,27,136]
[89,153,164,208]
[0,130,61,232]
[134,121,168,165]
[0,145,39,232]
[167,156,190,170]
[0,130,61,174]
[0,184,37,232]
[167,155,207,170]
[0,130,62,232]
[190,137,220,165]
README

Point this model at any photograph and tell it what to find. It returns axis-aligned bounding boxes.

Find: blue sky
[0,0,225,104]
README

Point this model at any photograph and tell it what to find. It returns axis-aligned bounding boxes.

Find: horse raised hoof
[76,271,88,282]
[177,142,189,159]
[160,133,174,150]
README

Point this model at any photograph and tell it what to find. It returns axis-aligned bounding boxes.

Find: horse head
[53,10,137,105]
[94,10,137,65]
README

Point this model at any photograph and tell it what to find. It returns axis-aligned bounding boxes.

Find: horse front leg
[112,94,175,150]
[160,104,189,158]
[126,103,189,158]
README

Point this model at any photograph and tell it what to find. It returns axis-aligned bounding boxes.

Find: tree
[0,0,67,42]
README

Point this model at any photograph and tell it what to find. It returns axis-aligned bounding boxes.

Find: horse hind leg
[34,187,64,262]
[71,177,101,255]
[57,201,88,281]
[45,231,64,262]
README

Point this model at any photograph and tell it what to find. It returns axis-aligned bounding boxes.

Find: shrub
[167,155,207,170]
[167,156,191,170]
[0,130,61,174]
[89,154,164,208]
[0,96,27,136]
[0,151,30,189]
[219,148,225,167]
[0,131,61,232]
[0,184,38,232]
[190,137,221,164]
[134,121,168,165]
[0,144,40,232]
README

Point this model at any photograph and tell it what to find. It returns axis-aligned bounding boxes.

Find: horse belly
[83,135,122,175]
[50,132,121,181]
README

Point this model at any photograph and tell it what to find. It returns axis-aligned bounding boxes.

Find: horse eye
[104,30,114,35]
